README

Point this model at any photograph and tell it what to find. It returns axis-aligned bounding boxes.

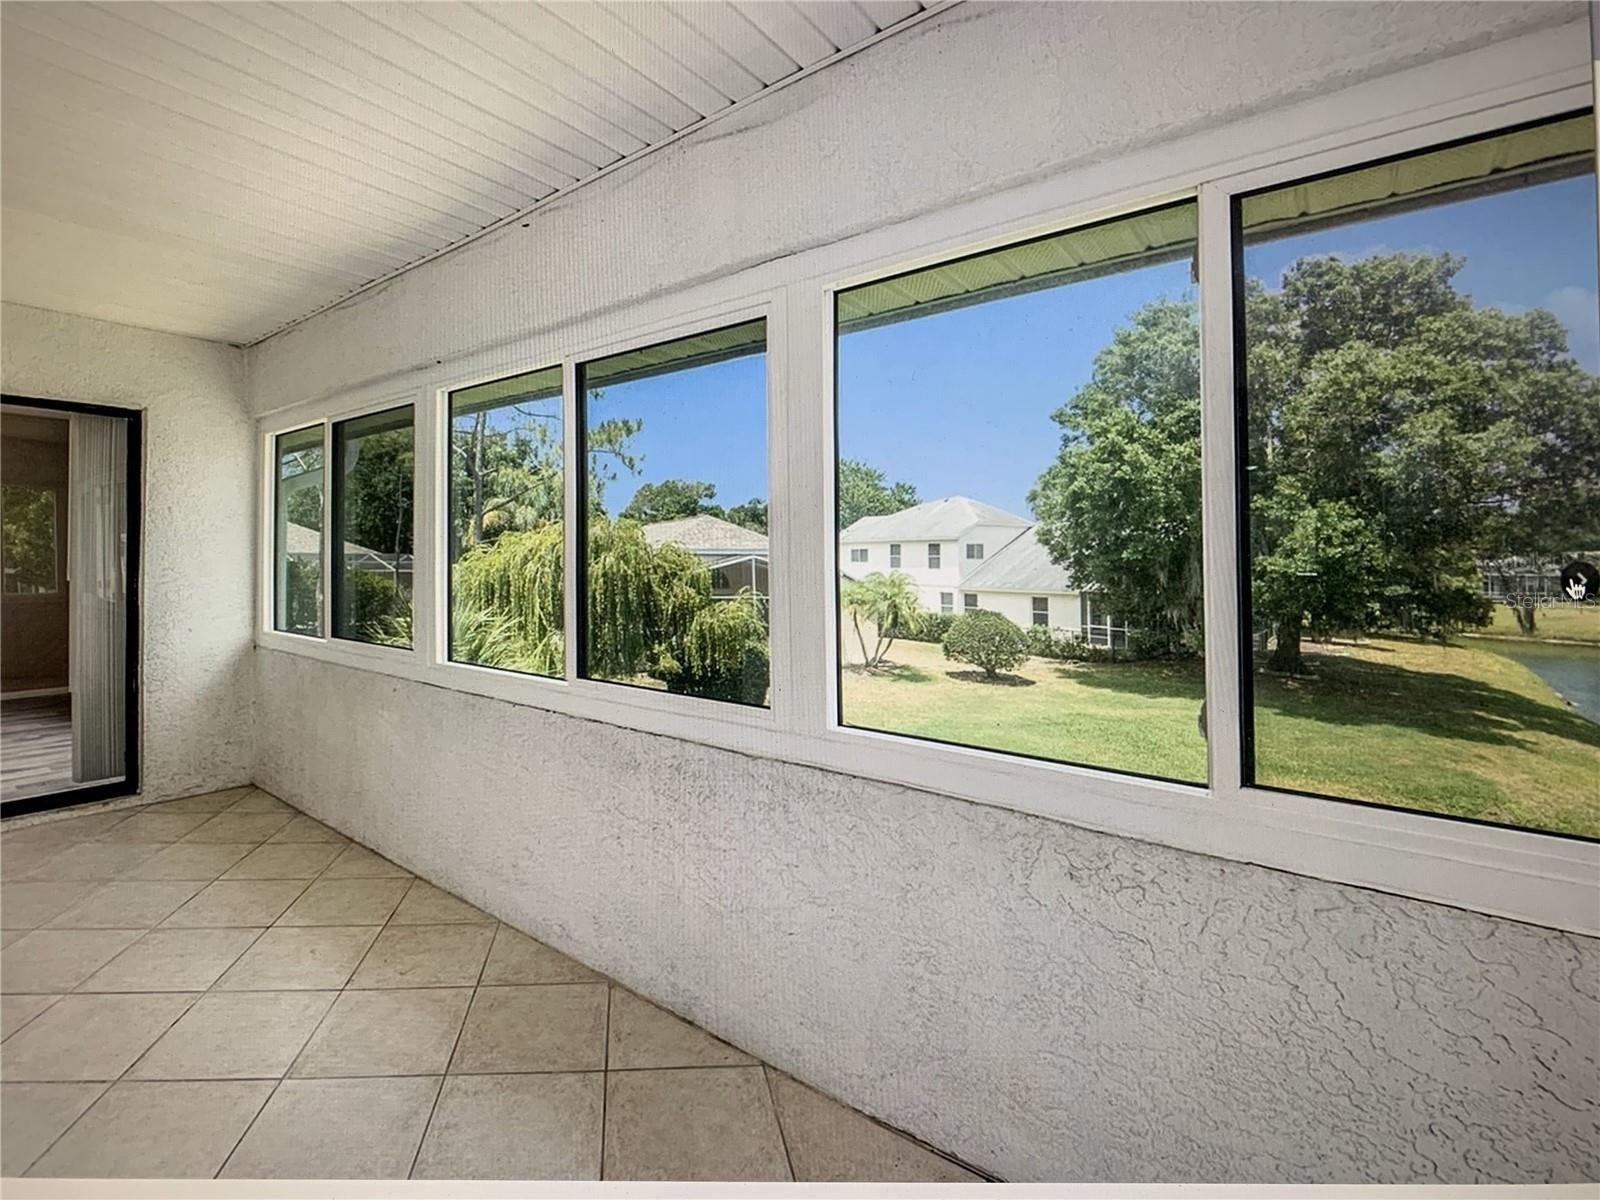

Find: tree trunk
[469,412,486,547]
[1266,619,1304,675]
[851,614,872,667]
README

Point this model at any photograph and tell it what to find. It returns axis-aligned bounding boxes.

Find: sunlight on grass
[842,636,1599,837]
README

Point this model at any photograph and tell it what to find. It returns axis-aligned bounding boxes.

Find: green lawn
[842,635,1600,838]
[1484,602,1600,645]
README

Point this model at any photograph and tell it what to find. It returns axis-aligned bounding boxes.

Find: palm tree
[842,572,922,668]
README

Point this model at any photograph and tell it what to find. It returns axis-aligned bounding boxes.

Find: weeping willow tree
[443,515,768,703]
[452,523,564,675]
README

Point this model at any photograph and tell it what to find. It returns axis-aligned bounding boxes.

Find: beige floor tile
[46,880,205,929]
[118,841,256,881]
[13,812,135,843]
[162,879,308,927]
[292,987,471,1077]
[603,1066,791,1181]
[766,1071,983,1181]
[0,992,196,1081]
[322,844,412,879]
[1,880,103,928]
[450,984,607,1075]
[147,789,250,814]
[2,993,62,1040]
[214,925,381,991]
[349,923,493,989]
[127,990,336,1080]
[95,811,214,843]
[480,926,603,985]
[277,877,409,926]
[1,929,143,992]
[0,1082,107,1175]
[29,1080,275,1178]
[19,841,164,881]
[1,841,72,879]
[78,927,262,992]
[267,816,348,844]
[225,792,294,815]
[221,1076,440,1179]
[413,1072,604,1180]
[182,812,296,844]
[391,880,493,925]
[0,928,27,948]
[222,842,342,880]
[607,988,757,1070]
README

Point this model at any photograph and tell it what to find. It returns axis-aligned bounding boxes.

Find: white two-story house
[839,496,1129,647]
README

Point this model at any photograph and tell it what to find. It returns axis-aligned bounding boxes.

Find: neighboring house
[1481,553,1600,601]
[641,513,768,600]
[839,496,1130,647]
[284,521,414,592]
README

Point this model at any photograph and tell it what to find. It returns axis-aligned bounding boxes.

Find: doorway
[1,395,141,816]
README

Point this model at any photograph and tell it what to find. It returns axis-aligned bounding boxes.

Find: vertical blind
[68,412,128,783]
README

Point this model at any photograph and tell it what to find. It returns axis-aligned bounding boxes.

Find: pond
[1481,638,1600,723]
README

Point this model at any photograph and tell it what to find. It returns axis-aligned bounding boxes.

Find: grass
[1483,602,1600,645]
[842,635,1600,838]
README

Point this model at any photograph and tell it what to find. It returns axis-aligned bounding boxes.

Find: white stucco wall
[254,649,1598,1183]
[3,302,254,801]
[244,0,1598,1184]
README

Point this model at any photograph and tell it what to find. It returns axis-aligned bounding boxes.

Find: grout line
[407,919,496,1179]
[762,1065,798,1182]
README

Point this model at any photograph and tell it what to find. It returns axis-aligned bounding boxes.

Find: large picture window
[577,319,770,707]
[447,367,563,677]
[331,405,414,648]
[1236,114,1600,838]
[273,425,323,636]
[835,202,1205,783]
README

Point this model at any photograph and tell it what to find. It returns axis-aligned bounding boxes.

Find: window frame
[1031,597,1049,627]
[889,542,901,569]
[253,40,1599,936]
[928,542,941,569]
[270,423,326,638]
[329,401,418,650]
[965,543,984,560]
[940,592,954,614]
[850,548,869,564]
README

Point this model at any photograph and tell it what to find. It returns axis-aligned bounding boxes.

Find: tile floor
[0,786,986,1182]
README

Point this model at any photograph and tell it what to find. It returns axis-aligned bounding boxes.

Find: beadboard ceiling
[1,1,935,346]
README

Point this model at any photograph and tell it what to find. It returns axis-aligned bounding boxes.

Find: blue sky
[577,173,1598,522]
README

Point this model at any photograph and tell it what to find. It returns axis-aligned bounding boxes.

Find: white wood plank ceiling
[1,1,935,346]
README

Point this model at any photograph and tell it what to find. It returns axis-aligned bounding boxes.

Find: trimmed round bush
[941,609,1028,678]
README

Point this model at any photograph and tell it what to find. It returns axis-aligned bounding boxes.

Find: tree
[942,610,1028,678]
[1029,252,1600,674]
[1030,299,1204,656]
[621,479,721,524]
[1,484,57,593]
[723,498,768,533]
[841,571,922,667]
[838,459,919,529]
[341,427,414,558]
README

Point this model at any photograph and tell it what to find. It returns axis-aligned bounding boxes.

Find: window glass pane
[447,366,563,677]
[579,319,770,707]
[273,425,323,635]
[332,405,414,647]
[2,484,59,595]
[837,202,1205,783]
[1238,114,1600,838]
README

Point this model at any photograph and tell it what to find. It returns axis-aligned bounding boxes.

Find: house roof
[284,521,408,565]
[641,514,768,554]
[840,496,1029,543]
[961,527,1077,594]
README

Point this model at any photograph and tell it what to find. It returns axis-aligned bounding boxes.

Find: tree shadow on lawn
[846,662,936,684]
[944,670,1036,687]
[1071,650,1599,750]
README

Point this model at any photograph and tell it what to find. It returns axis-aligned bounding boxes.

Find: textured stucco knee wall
[254,649,1599,1183]
[3,303,255,800]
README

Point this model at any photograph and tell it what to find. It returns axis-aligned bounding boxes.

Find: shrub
[344,570,412,645]
[903,611,955,644]
[942,610,1028,678]
[654,591,770,704]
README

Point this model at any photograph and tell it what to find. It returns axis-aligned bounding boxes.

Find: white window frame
[965,543,984,560]
[1031,597,1049,627]
[889,542,901,569]
[849,548,868,564]
[269,423,326,638]
[928,542,941,569]
[255,24,1599,936]
[940,592,954,615]
[962,593,979,613]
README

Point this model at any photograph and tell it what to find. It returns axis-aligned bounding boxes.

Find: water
[1481,638,1600,723]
